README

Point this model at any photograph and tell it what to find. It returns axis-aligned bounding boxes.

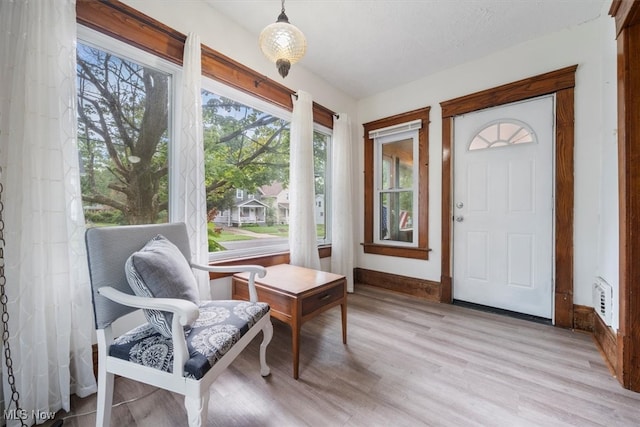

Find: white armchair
[85,222,273,427]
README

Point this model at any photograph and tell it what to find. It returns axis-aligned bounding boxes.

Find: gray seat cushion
[125,234,200,337]
[109,300,270,379]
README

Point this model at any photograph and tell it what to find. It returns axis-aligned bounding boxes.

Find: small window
[363,107,430,259]
[236,189,244,199]
[469,120,536,151]
[376,135,417,245]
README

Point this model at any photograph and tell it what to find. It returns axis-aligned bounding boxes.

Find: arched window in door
[469,119,536,151]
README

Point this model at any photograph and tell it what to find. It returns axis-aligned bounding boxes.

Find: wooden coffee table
[232,264,347,379]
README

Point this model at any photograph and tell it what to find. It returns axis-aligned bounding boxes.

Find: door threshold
[452,300,552,325]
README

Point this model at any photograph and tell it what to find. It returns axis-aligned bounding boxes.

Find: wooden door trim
[440,66,577,328]
[611,0,640,392]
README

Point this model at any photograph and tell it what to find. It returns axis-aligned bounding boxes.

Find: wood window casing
[75,0,335,275]
[75,0,335,129]
[363,107,430,260]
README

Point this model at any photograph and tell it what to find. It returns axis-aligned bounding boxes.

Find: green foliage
[244,225,288,236]
[76,43,329,237]
[202,92,290,214]
[213,232,255,242]
[84,208,124,225]
[207,223,256,250]
[208,234,226,252]
[317,224,326,239]
[313,131,328,195]
[77,42,169,225]
[207,223,224,252]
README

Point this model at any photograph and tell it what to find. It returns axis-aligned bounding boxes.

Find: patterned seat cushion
[109,300,269,379]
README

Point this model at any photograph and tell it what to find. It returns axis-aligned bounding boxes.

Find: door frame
[611,0,640,391]
[440,66,577,328]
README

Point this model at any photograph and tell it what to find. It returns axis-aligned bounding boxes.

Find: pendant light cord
[0,166,28,427]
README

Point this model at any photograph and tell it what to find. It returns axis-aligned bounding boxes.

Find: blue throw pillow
[125,234,199,337]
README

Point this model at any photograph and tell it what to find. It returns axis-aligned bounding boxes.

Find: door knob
[456,202,464,209]
[455,216,464,222]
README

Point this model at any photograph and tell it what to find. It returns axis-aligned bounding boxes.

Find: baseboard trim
[593,309,618,374]
[354,268,440,302]
[573,304,595,332]
[573,304,617,375]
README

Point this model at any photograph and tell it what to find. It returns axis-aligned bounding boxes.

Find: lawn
[208,224,327,242]
[243,225,289,237]
[214,231,254,242]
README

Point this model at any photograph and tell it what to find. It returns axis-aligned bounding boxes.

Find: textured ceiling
[207,0,606,99]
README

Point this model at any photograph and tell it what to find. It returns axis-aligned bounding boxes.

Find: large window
[363,108,430,259]
[75,23,332,261]
[202,82,330,259]
[77,29,176,227]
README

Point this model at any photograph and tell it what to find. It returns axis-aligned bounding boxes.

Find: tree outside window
[202,89,329,255]
[77,42,170,226]
[76,40,330,256]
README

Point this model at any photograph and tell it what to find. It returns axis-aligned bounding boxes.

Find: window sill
[207,245,332,279]
[362,242,430,260]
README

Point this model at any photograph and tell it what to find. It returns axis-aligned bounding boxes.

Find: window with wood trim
[202,80,331,260]
[363,107,430,259]
[75,1,336,264]
[77,27,178,227]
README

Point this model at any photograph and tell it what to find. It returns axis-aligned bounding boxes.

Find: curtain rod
[291,92,340,119]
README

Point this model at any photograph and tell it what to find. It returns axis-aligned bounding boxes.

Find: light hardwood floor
[49,285,640,426]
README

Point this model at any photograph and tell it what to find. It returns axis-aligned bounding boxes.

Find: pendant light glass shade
[259,1,307,78]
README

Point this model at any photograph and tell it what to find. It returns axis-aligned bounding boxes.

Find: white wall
[595,5,620,329]
[122,0,356,119]
[120,1,619,315]
[355,13,617,311]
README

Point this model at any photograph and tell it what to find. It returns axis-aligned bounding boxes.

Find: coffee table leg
[292,316,300,379]
[341,301,347,344]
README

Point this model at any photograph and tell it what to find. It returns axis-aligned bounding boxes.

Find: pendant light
[259,0,307,78]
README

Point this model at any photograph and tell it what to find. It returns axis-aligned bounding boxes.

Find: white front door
[453,95,554,318]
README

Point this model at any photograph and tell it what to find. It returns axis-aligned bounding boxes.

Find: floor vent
[593,277,613,326]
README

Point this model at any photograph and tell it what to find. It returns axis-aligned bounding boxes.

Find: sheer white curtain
[331,114,355,292]
[175,33,210,298]
[0,0,97,425]
[289,91,321,269]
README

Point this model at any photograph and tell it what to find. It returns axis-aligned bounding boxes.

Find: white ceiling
[206,0,606,100]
